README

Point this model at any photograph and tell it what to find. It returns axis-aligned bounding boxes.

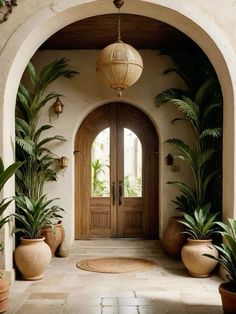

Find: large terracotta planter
[162,216,187,259]
[41,222,63,256]
[14,237,51,280]
[0,274,9,313]
[181,238,218,277]
[219,283,236,314]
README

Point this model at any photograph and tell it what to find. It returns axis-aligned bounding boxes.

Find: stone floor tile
[5,293,27,314]
[7,240,222,314]
[138,306,157,314]
[180,292,222,306]
[66,297,102,305]
[28,292,68,299]
[152,302,189,314]
[185,304,223,314]
[9,280,32,293]
[63,305,101,314]
[118,306,139,314]
[117,291,135,297]
[102,297,118,305]
[15,301,64,314]
[102,306,138,314]
[118,297,153,306]
[102,306,118,314]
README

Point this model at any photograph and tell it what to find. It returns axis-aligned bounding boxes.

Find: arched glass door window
[124,128,142,197]
[91,128,110,197]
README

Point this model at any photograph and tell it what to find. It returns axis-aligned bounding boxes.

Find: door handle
[112,181,115,206]
[119,180,123,205]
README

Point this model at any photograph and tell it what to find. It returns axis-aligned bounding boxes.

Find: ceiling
[40,14,199,50]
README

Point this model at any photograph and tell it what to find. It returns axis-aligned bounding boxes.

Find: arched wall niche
[0,0,235,274]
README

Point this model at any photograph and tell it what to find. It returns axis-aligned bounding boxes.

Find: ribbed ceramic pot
[162,216,187,259]
[41,222,63,256]
[0,274,9,313]
[219,283,236,314]
[181,238,218,277]
[15,237,51,280]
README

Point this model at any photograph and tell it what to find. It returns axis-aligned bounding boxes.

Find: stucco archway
[0,0,235,274]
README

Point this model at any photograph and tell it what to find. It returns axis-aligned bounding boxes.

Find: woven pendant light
[96,1,143,97]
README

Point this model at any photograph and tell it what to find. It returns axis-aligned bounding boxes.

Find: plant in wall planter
[13,195,63,280]
[179,205,219,277]
[0,158,22,312]
[204,219,236,313]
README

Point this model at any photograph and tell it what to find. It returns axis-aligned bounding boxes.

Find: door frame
[74,102,159,239]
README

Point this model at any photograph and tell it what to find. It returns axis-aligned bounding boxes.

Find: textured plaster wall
[32,49,192,245]
[0,0,235,273]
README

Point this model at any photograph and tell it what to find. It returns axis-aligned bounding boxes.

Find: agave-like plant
[155,75,222,214]
[13,195,64,239]
[15,59,78,199]
[204,219,236,292]
[179,205,219,240]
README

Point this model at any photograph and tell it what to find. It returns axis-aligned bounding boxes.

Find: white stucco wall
[0,0,235,274]
[32,49,192,244]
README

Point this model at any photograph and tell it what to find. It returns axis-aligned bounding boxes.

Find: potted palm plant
[15,58,78,199]
[179,205,219,277]
[0,157,22,312]
[155,54,222,259]
[13,195,63,280]
[204,219,236,313]
[15,59,78,255]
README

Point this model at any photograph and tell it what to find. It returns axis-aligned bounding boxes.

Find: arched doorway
[75,103,159,239]
[0,0,235,273]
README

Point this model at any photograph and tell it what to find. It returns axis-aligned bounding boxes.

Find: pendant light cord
[117,8,122,42]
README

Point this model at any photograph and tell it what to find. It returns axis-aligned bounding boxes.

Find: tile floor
[7,240,223,314]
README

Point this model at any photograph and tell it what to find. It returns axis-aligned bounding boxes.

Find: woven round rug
[76,257,157,273]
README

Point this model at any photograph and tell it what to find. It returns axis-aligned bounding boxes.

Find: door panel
[75,103,159,239]
[89,198,111,237]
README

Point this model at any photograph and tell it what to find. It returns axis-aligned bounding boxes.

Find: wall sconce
[59,156,69,169]
[52,97,64,117]
[165,153,173,166]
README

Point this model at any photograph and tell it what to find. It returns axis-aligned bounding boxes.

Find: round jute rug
[76,257,157,273]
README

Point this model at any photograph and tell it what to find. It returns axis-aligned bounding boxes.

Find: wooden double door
[75,103,158,239]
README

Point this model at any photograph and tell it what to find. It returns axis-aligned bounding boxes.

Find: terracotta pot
[162,216,187,259]
[219,282,236,314]
[181,238,218,277]
[41,222,63,256]
[15,237,51,280]
[0,274,9,313]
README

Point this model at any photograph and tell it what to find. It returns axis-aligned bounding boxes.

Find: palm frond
[27,62,37,89]
[200,128,222,139]
[195,78,215,105]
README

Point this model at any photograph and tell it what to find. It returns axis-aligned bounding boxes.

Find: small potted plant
[13,195,63,280]
[0,157,22,312]
[204,219,236,313]
[180,205,219,277]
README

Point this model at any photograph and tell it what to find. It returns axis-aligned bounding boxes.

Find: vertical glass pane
[124,128,142,197]
[91,128,110,197]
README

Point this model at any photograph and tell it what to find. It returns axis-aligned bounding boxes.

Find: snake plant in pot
[0,157,22,312]
[204,219,236,313]
[179,205,219,277]
[13,195,63,280]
